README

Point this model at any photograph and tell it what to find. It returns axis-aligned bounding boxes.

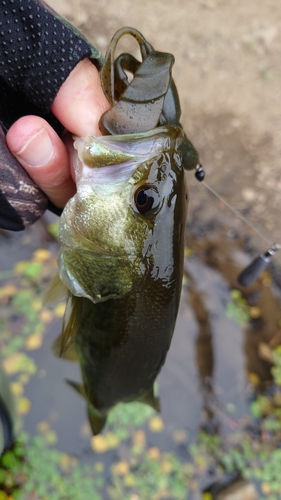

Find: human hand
[6,58,110,210]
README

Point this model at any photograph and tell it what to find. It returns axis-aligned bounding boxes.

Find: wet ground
[48,0,281,256]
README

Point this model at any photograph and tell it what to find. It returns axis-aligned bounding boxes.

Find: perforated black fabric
[0,0,94,114]
[0,0,101,230]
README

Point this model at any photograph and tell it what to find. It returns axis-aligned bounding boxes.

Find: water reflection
[1,214,281,497]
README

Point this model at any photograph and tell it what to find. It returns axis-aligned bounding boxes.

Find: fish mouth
[72,125,184,184]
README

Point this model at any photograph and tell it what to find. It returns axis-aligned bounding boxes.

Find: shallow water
[1,192,281,498]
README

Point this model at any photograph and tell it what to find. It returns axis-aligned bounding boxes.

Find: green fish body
[53,126,188,434]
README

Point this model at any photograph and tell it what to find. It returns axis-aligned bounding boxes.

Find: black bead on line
[195,163,205,182]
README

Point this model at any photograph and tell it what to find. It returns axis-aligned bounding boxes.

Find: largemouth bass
[50,28,200,435]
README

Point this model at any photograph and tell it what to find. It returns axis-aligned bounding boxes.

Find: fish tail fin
[139,386,161,413]
[87,403,107,436]
[43,274,68,306]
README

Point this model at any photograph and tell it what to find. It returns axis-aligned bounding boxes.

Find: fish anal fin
[60,294,83,355]
[66,379,86,398]
[66,380,107,435]
[87,403,107,435]
[43,274,68,306]
[139,386,161,413]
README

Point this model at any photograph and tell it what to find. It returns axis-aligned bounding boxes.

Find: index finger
[51,58,110,137]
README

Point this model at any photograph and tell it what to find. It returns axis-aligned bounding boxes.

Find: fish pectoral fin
[66,379,86,398]
[139,386,161,413]
[51,292,82,360]
[87,403,107,436]
[59,294,83,356]
[47,278,83,358]
[52,336,79,361]
[43,274,68,306]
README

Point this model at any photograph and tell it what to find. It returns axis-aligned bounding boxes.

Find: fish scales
[75,179,186,413]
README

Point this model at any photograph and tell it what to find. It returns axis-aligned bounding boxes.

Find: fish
[48,28,199,435]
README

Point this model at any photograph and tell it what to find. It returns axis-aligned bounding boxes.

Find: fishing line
[194,164,281,287]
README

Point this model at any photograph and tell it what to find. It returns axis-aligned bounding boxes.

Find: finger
[51,58,110,137]
[6,116,76,208]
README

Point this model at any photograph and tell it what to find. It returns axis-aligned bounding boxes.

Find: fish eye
[133,185,160,216]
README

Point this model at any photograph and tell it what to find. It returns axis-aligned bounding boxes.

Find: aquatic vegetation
[2,230,281,498]
[0,247,63,430]
[271,346,281,387]
[0,433,105,500]
[225,289,251,325]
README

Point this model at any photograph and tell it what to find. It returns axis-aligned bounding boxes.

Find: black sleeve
[0,0,103,128]
[0,0,103,230]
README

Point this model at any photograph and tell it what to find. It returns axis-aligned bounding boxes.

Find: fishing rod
[194,164,281,287]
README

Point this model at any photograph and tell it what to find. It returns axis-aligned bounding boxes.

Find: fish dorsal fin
[60,294,83,356]
[139,386,161,412]
[43,274,68,306]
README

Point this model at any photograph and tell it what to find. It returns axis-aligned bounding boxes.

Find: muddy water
[2,189,281,498]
